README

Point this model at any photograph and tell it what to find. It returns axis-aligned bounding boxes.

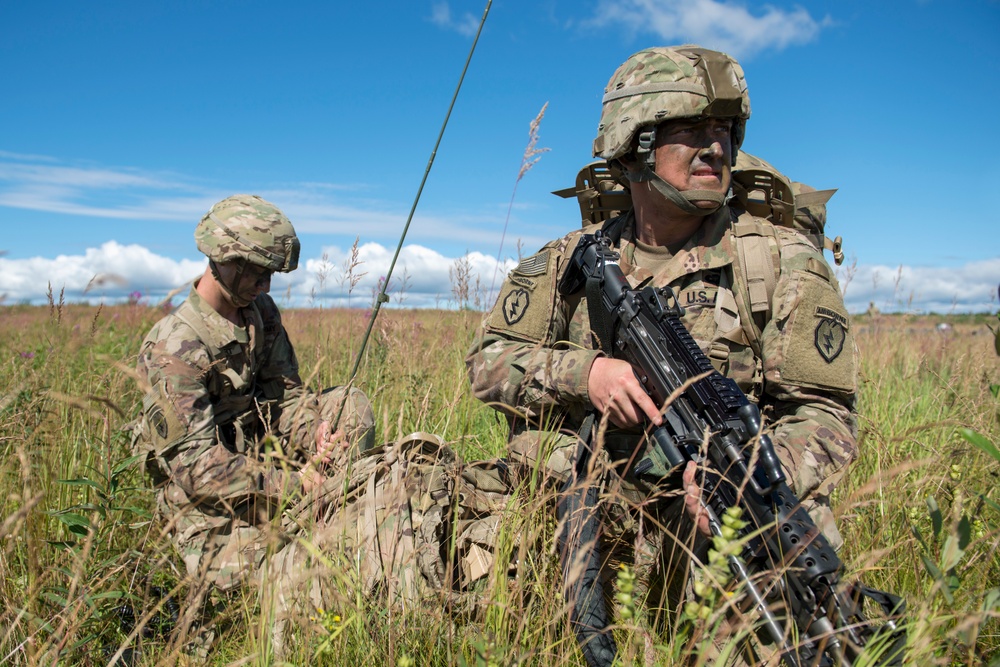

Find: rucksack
[285,433,514,610]
[729,152,843,266]
[553,153,843,265]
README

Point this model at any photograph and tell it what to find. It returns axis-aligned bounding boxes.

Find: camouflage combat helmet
[195,194,300,273]
[593,45,750,215]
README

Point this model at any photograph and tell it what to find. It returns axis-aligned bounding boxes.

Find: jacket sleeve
[759,234,859,500]
[466,241,602,421]
[467,334,601,420]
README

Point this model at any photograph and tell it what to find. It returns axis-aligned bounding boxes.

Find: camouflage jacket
[467,207,859,501]
[134,282,307,509]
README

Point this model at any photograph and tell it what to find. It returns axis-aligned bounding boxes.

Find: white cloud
[429,2,480,37]
[0,241,517,310]
[291,242,516,309]
[838,257,1000,314]
[2,239,994,315]
[584,0,828,59]
[0,241,206,304]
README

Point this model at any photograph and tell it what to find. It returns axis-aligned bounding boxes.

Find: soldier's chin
[691,198,723,210]
[226,293,253,308]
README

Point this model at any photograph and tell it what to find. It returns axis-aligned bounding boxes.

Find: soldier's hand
[588,357,663,428]
[299,421,347,495]
[312,420,347,470]
[299,468,325,495]
[683,461,711,537]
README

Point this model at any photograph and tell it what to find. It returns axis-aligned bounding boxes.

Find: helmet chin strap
[625,164,726,216]
[209,260,252,309]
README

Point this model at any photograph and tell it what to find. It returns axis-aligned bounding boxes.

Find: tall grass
[0,304,997,665]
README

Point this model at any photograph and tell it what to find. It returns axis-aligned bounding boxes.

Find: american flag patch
[514,250,549,277]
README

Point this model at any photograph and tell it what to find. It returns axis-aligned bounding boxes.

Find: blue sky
[1,0,998,313]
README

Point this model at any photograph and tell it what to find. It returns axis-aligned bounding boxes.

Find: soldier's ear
[614,155,650,187]
[615,155,639,177]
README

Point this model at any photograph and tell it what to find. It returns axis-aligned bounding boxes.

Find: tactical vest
[171,299,267,440]
[553,154,844,356]
[132,297,273,478]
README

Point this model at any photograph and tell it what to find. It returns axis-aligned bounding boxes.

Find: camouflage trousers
[162,385,374,589]
[507,418,846,548]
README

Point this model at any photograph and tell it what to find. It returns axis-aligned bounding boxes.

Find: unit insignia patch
[814,317,846,363]
[503,288,530,325]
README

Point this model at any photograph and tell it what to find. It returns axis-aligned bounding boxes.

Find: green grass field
[1,301,997,666]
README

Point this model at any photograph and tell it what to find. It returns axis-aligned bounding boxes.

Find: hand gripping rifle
[555,232,905,667]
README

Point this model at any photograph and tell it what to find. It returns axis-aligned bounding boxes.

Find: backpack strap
[174,303,223,362]
[174,304,247,398]
[174,301,268,452]
[730,216,781,357]
[174,300,266,366]
[599,209,780,364]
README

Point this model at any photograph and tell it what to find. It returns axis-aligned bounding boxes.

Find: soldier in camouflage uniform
[467,46,858,659]
[132,194,376,654]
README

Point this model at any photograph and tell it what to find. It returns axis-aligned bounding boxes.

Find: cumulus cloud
[0,241,206,304]
[2,239,994,315]
[0,241,517,310]
[429,2,481,37]
[584,0,828,59]
[291,241,515,309]
[838,257,1000,314]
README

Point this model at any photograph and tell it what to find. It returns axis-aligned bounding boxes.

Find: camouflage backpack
[553,153,844,354]
[285,433,514,611]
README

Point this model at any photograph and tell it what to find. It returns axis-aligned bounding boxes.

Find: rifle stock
[556,232,905,667]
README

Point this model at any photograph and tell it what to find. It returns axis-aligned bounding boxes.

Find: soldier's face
[218,261,272,304]
[239,263,273,298]
[653,117,732,206]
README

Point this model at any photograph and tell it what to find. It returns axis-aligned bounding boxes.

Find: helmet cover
[194,194,300,272]
[593,45,751,162]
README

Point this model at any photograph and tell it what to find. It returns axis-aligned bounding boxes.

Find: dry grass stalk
[489,103,551,303]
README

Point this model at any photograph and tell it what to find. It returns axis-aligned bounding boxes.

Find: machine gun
[555,231,904,667]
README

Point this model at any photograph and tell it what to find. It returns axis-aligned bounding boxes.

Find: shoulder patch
[509,274,536,289]
[768,269,856,392]
[814,317,846,362]
[138,389,190,454]
[149,406,169,439]
[484,247,559,343]
[502,288,530,325]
